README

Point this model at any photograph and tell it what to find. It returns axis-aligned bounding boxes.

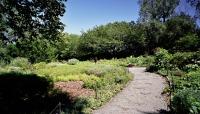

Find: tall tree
[143,20,166,54]
[138,0,180,22]
[138,0,158,22]
[0,0,66,41]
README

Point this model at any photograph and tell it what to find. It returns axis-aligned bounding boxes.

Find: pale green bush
[67,58,79,65]
[10,57,31,69]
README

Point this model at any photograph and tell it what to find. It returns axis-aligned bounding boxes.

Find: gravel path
[93,67,168,114]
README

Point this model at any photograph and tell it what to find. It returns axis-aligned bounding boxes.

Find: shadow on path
[139,109,171,114]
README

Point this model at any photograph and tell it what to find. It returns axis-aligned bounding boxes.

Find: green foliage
[34,62,88,81]
[67,58,79,65]
[85,65,113,77]
[138,0,179,22]
[0,47,11,65]
[17,38,57,63]
[143,21,166,54]
[172,69,185,77]
[96,56,154,67]
[173,70,200,90]
[83,65,132,110]
[2,17,199,63]
[183,64,199,72]
[149,50,200,114]
[6,44,20,58]
[32,60,132,113]
[78,21,145,59]
[83,78,106,90]
[149,49,200,75]
[0,0,66,40]
[163,14,197,50]
[154,48,173,70]
[33,62,47,70]
[148,49,200,72]
[157,68,169,76]
[126,56,155,66]
[10,57,31,69]
[57,33,81,60]
[97,59,128,67]
[176,34,200,51]
[170,52,193,69]
[172,89,200,114]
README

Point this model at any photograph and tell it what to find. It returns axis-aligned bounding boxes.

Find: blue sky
[61,0,139,34]
[60,0,195,35]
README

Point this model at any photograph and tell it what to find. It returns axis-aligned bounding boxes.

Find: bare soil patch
[54,81,95,99]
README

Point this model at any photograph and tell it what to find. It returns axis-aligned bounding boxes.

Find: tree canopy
[79,22,145,59]
[138,0,180,22]
[0,0,66,41]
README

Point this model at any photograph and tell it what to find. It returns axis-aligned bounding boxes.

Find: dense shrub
[183,64,199,72]
[67,58,79,65]
[78,22,145,60]
[172,89,200,114]
[0,47,11,65]
[33,62,47,70]
[148,49,200,72]
[149,50,200,114]
[170,52,194,70]
[176,34,200,51]
[10,57,31,69]
[126,56,155,66]
[57,34,81,60]
[184,70,200,90]
[96,56,154,68]
[85,65,113,77]
[17,38,57,63]
[164,15,197,51]
[143,21,166,54]
[153,48,173,70]
[97,59,127,67]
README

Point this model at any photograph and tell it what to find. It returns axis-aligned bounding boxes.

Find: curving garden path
[93,67,169,114]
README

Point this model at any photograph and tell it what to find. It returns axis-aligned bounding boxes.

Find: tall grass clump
[10,57,31,69]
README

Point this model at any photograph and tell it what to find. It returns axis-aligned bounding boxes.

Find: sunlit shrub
[97,59,127,67]
[183,64,199,72]
[10,57,31,69]
[126,56,155,67]
[0,60,6,67]
[154,48,172,69]
[85,65,114,77]
[67,58,79,65]
[33,62,47,70]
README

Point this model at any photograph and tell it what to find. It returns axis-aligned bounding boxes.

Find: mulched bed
[54,81,95,99]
